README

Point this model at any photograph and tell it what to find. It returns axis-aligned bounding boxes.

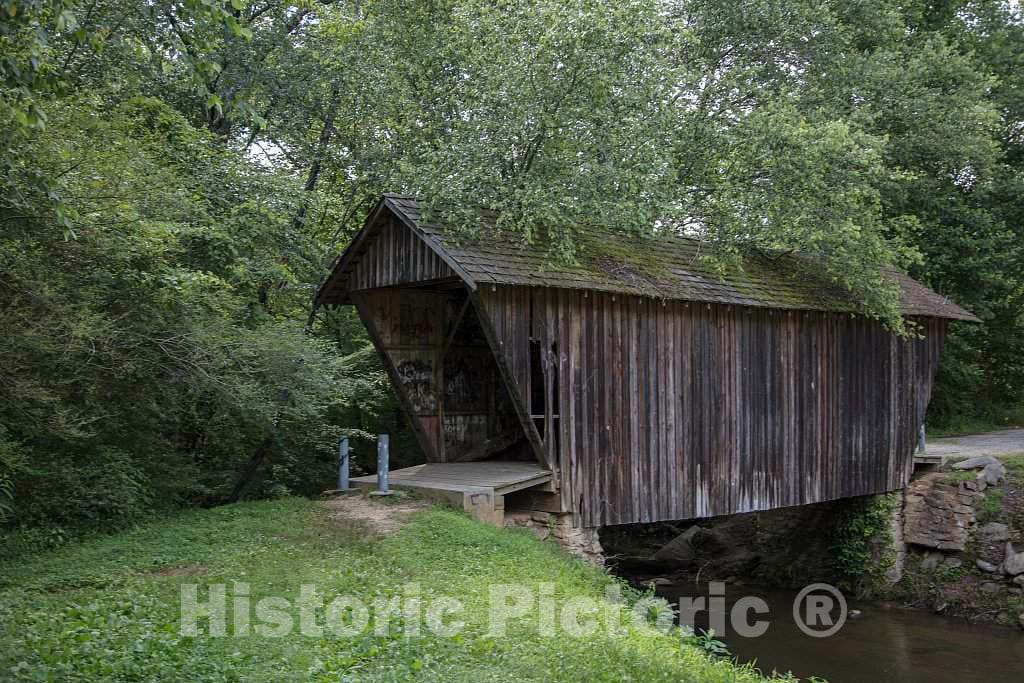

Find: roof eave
[318,194,982,326]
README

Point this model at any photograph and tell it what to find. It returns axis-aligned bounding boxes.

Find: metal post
[337,436,350,491]
[371,433,392,496]
[916,422,926,454]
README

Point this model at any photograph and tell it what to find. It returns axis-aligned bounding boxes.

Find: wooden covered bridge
[316,194,977,529]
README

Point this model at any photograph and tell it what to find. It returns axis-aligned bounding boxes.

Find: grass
[0,499,787,682]
[1002,454,1024,479]
[975,489,1005,524]
[942,470,976,485]
[944,453,1024,526]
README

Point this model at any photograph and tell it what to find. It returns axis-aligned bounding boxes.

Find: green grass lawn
[0,498,787,682]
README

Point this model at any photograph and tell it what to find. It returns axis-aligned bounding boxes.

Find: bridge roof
[318,194,979,322]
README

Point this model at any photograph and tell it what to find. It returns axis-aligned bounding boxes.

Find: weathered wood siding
[352,288,525,463]
[348,216,456,292]
[478,285,944,527]
[353,289,445,460]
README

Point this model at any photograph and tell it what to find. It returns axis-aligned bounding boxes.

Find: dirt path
[928,428,1024,459]
[324,493,429,534]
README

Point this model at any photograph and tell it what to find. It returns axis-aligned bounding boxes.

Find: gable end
[316,198,471,306]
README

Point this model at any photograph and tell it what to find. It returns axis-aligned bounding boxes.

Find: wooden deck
[912,454,945,468]
[351,461,553,525]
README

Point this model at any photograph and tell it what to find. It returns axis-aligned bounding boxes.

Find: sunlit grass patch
[0,499,788,682]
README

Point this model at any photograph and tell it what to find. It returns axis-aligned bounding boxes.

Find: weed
[943,470,976,485]
[976,489,1005,524]
[681,627,731,658]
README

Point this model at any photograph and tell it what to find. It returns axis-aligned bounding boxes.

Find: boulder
[656,515,761,575]
[920,552,943,572]
[1014,575,1024,588]
[952,455,1004,471]
[980,581,1002,594]
[701,523,762,575]
[531,511,554,525]
[904,473,977,551]
[944,557,963,569]
[982,462,1007,486]
[977,559,999,573]
[1003,543,1024,576]
[978,522,1011,544]
[651,525,703,563]
[963,476,987,492]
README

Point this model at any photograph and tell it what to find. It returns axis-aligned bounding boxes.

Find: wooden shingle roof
[317,194,979,322]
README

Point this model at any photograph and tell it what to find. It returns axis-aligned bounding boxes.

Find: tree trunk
[225,434,275,503]
[292,86,341,232]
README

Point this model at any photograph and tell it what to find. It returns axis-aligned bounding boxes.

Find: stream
[651,581,1024,682]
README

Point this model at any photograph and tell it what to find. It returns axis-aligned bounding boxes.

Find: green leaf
[56,9,78,32]
[205,93,223,115]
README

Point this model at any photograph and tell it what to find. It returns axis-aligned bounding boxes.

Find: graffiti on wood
[393,353,436,413]
[443,414,489,454]
[444,349,491,412]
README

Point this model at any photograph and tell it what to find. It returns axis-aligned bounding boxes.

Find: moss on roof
[320,194,979,322]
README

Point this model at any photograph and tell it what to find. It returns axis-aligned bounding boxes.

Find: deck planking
[352,460,552,499]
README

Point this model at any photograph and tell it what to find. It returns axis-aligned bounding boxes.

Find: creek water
[651,581,1024,682]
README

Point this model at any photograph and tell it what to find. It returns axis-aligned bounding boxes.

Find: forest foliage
[2,0,1023,533]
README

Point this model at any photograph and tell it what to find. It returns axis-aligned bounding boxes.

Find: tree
[0,2,398,530]
[4,0,1023,532]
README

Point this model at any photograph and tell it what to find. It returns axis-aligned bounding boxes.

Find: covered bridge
[316,194,977,528]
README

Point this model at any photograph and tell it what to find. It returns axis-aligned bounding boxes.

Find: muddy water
[653,582,1024,682]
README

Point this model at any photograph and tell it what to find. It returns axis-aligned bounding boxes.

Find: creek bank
[894,453,1024,627]
[503,508,605,564]
[602,453,1024,628]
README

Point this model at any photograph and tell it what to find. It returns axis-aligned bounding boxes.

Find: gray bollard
[370,433,392,496]
[337,436,351,491]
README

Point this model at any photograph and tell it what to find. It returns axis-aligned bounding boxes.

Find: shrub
[15,447,151,529]
[831,493,900,596]
[0,429,27,525]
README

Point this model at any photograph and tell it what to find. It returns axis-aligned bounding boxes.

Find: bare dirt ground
[324,493,429,534]
[928,428,1024,459]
